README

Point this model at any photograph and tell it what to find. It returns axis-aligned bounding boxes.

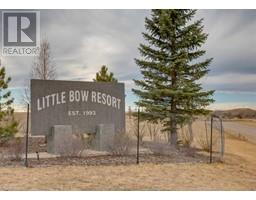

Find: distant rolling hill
[15,109,256,121]
[213,108,256,119]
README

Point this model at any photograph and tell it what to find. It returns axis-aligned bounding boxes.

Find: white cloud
[201,73,256,85]
[2,10,256,111]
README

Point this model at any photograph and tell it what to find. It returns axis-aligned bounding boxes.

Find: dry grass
[226,119,256,128]
[0,131,255,190]
[0,114,255,190]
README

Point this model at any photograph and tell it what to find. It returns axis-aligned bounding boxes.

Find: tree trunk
[170,129,177,145]
[188,119,193,142]
[170,114,177,145]
[170,69,177,145]
[169,16,177,146]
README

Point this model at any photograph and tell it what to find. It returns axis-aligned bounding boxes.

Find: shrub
[131,119,146,143]
[147,122,161,141]
[8,137,24,161]
[178,126,192,147]
[196,133,210,152]
[59,134,87,157]
[196,132,218,153]
[110,131,133,156]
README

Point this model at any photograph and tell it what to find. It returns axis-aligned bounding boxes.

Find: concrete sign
[31,79,125,135]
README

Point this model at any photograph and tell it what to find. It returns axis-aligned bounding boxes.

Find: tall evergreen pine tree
[0,64,18,144]
[133,9,214,145]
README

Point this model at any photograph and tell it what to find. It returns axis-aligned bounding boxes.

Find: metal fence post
[25,103,29,167]
[205,119,209,147]
[220,118,224,158]
[136,107,140,164]
[210,115,213,163]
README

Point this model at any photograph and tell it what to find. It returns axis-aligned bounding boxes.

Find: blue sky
[1,10,256,111]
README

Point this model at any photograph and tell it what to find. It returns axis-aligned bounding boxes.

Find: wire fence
[0,106,225,167]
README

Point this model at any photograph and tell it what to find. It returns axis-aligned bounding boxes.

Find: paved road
[222,121,256,143]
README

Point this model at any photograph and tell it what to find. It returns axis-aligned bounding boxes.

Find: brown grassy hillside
[213,108,256,119]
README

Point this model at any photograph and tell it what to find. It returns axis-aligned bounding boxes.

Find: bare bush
[110,132,133,156]
[196,132,218,153]
[196,133,210,152]
[147,122,161,141]
[59,134,87,157]
[178,126,192,147]
[131,119,146,143]
[8,137,24,161]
